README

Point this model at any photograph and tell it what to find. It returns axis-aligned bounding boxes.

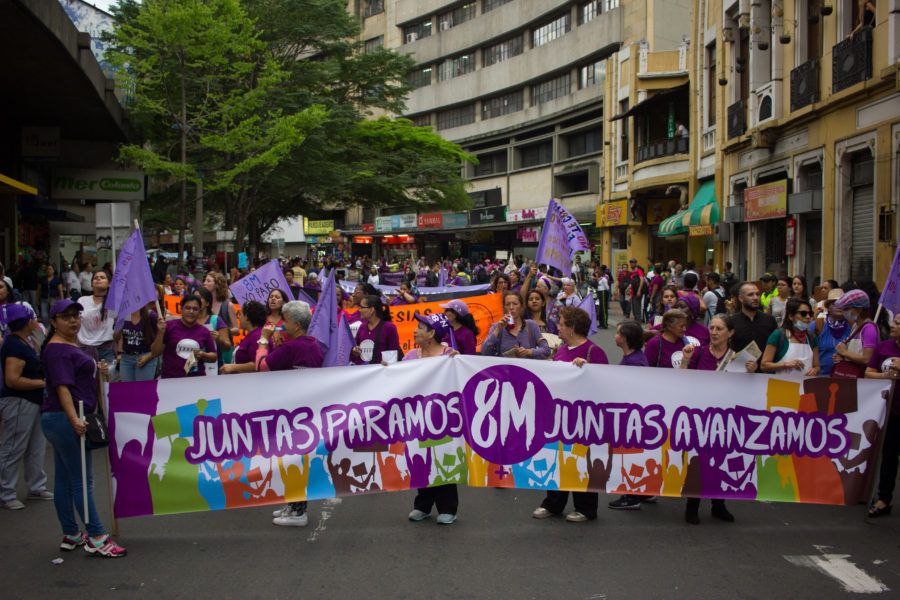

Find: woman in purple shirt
[865,312,900,518]
[440,299,479,355]
[351,295,401,365]
[644,309,690,369]
[219,300,267,375]
[480,292,550,359]
[534,307,608,523]
[148,295,217,378]
[40,299,126,558]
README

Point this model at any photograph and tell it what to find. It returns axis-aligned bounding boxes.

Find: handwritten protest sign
[229,260,292,307]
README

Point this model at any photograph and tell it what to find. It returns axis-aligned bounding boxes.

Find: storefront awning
[657,180,719,237]
[0,173,37,196]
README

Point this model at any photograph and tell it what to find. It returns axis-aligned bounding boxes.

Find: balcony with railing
[637,42,689,79]
[635,136,689,163]
[790,58,820,112]
[832,26,873,93]
[727,99,746,139]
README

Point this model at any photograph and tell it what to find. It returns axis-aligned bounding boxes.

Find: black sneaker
[608,495,641,510]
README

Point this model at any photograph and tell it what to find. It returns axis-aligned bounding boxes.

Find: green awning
[657,180,719,237]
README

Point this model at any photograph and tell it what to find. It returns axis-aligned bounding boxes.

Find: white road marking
[785,553,889,594]
[307,498,342,542]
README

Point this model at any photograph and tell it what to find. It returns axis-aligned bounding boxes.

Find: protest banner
[535,199,591,276]
[107,357,891,518]
[338,280,491,299]
[229,260,293,307]
[107,228,157,327]
[389,293,503,354]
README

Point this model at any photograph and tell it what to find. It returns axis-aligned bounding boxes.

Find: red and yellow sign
[744,180,788,222]
[597,200,628,227]
[689,224,713,237]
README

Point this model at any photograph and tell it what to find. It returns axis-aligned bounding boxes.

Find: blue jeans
[40,411,105,537]
[118,354,158,382]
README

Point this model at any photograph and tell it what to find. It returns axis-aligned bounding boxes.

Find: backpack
[712,289,728,314]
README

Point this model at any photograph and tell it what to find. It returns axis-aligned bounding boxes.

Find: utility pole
[193,175,203,264]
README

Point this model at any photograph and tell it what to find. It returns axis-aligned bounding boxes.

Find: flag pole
[98,370,120,536]
[79,400,89,524]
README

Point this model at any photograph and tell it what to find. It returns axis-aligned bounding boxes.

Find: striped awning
[657,180,719,237]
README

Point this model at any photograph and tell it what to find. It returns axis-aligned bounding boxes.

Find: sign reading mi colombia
[52,169,146,201]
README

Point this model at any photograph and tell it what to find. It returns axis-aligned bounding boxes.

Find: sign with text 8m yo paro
[229,260,293,306]
[106,358,891,518]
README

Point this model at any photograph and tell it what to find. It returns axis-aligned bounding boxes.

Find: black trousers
[685,498,726,514]
[877,412,900,504]
[598,290,609,328]
[541,490,599,519]
[414,484,458,515]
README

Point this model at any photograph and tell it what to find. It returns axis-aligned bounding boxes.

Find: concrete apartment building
[334,0,689,263]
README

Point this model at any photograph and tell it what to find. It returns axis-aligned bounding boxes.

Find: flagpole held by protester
[79,400,89,525]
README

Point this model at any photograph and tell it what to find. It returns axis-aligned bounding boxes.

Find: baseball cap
[414,312,456,348]
[760,272,776,282]
[439,299,470,317]
[49,298,84,319]
[0,303,35,326]
[835,289,870,310]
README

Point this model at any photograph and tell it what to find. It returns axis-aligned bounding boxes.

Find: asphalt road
[2,304,899,598]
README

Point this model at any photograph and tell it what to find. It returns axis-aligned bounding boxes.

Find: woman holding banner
[254,301,324,527]
[405,312,459,525]
[534,306,608,523]
[481,292,550,360]
[40,299,126,557]
[865,312,900,518]
[831,290,878,379]
[149,295,217,379]
[440,299,479,355]
[644,309,690,369]
[761,298,821,376]
[219,301,267,374]
[351,295,401,365]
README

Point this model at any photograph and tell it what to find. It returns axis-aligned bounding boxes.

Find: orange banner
[164,295,246,346]
[390,293,504,355]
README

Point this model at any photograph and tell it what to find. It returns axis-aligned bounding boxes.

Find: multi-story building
[337,0,643,262]
[708,0,900,286]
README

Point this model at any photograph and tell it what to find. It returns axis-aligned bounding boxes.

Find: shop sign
[689,225,713,237]
[21,126,60,158]
[442,212,468,229]
[744,180,788,222]
[507,206,548,223]
[391,213,417,229]
[597,200,627,227]
[517,225,541,243]
[470,205,506,226]
[382,235,415,245]
[417,213,443,229]
[353,236,374,244]
[52,168,145,201]
[375,216,393,232]
[304,218,334,235]
[361,223,375,232]
[785,216,796,256]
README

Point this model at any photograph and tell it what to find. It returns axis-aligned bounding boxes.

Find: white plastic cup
[382,350,398,364]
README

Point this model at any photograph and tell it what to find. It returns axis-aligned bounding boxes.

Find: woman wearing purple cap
[0,303,51,511]
[40,299,126,557]
[405,312,459,525]
[440,299,479,355]
[831,289,878,379]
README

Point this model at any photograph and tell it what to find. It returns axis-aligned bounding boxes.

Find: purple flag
[107,229,157,328]
[577,292,598,337]
[534,199,591,276]
[294,286,317,307]
[229,260,293,307]
[438,267,447,287]
[308,269,338,361]
[879,244,900,316]
[328,313,356,367]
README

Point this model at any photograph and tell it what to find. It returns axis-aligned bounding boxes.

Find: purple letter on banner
[229,260,294,306]
[534,199,591,276]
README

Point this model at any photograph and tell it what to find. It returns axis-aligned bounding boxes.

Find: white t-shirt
[79,271,93,292]
[367,274,380,285]
[64,271,79,293]
[76,295,116,347]
[702,289,719,322]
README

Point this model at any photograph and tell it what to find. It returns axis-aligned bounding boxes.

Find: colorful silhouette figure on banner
[433,447,468,486]
[328,453,378,494]
[511,454,558,489]
[306,441,336,500]
[217,457,275,508]
[278,455,310,502]
[586,444,613,492]
[375,445,410,491]
[559,444,589,491]
[621,458,664,496]
[404,445,433,489]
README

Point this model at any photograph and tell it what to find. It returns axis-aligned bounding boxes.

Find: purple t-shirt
[554,340,609,364]
[42,343,98,413]
[161,319,216,379]
[687,345,724,371]
[233,327,263,365]
[620,350,649,367]
[868,339,900,415]
[644,334,688,368]
[265,335,324,371]
[352,320,401,365]
[453,325,477,356]
[651,321,710,347]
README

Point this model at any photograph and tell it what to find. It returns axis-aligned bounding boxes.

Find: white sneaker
[436,513,457,525]
[408,509,430,521]
[565,511,590,522]
[3,500,25,510]
[273,509,308,527]
[272,505,289,517]
[532,507,553,519]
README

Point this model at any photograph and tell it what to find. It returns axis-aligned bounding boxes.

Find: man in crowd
[759,273,777,309]
[730,281,777,363]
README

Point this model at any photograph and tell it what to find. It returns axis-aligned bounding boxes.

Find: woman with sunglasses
[761,298,820,376]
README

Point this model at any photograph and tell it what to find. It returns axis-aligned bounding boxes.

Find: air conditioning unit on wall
[714,223,731,242]
[405,33,418,43]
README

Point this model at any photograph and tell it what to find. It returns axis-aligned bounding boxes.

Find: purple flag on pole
[438,267,447,288]
[879,244,900,316]
[329,313,356,367]
[534,199,591,276]
[577,292,598,337]
[229,260,293,307]
[107,229,157,328]
[308,269,338,361]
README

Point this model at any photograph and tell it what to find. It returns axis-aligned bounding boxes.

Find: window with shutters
[531,73,571,105]
[482,90,524,119]
[437,105,476,130]
[483,36,524,67]
[532,13,571,47]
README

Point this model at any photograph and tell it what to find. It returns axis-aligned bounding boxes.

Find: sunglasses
[796,310,812,317]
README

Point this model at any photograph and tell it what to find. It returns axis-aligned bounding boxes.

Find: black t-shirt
[730,310,777,356]
[1,334,44,404]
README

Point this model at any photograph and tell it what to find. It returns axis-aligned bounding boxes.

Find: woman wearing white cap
[440,299,478,355]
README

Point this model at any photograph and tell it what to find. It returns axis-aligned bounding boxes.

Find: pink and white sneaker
[84,535,127,558]
[60,532,87,551]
